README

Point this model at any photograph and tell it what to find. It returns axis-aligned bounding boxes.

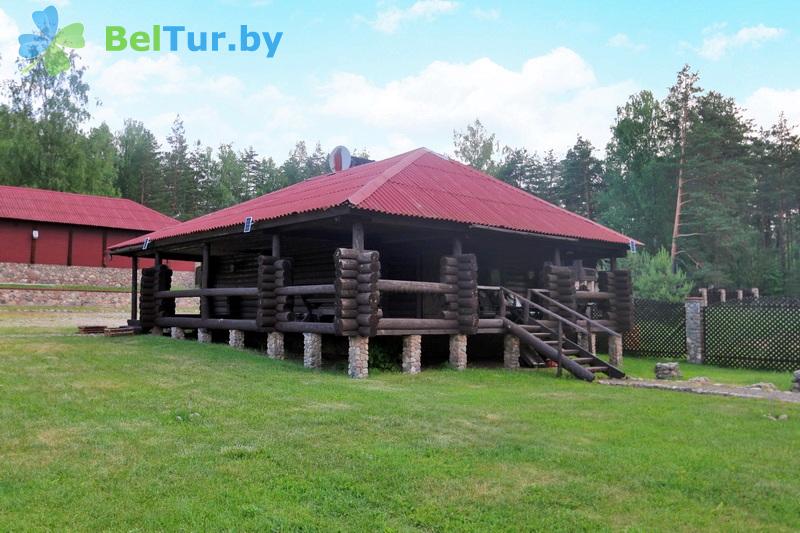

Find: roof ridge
[346,148,430,206]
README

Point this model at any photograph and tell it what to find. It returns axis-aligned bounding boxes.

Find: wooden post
[66,229,73,266]
[452,237,462,256]
[555,321,563,377]
[352,222,364,251]
[101,230,108,267]
[154,252,162,265]
[610,257,617,271]
[553,248,561,266]
[201,243,210,320]
[130,255,138,322]
[272,234,280,257]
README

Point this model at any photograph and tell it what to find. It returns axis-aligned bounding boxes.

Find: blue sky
[1,0,798,160]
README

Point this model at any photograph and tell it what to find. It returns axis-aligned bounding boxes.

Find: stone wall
[0,287,199,310]
[0,262,195,288]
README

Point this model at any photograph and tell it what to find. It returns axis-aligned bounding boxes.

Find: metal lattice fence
[704,297,800,371]
[623,298,686,358]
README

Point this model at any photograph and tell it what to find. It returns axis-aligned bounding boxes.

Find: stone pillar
[266,332,284,359]
[303,333,322,369]
[578,332,596,354]
[736,289,744,301]
[197,328,212,343]
[171,327,185,340]
[503,334,520,370]
[402,335,422,374]
[685,296,704,364]
[608,335,623,367]
[348,336,369,379]
[752,288,760,299]
[718,289,726,303]
[229,329,245,349]
[449,334,467,370]
[151,326,163,337]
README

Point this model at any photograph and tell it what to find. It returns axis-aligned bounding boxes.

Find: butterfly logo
[18,5,85,76]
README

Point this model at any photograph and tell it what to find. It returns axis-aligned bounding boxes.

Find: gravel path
[599,377,800,403]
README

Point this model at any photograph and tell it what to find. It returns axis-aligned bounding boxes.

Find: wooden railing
[526,288,620,337]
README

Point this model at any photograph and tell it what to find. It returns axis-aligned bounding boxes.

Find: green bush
[368,338,402,371]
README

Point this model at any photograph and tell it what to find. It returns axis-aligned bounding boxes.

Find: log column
[456,254,478,334]
[266,257,291,358]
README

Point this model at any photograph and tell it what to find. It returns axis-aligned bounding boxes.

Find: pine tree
[115,119,162,207]
[558,136,604,219]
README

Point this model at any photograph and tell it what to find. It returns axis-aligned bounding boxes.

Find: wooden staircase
[499,287,625,381]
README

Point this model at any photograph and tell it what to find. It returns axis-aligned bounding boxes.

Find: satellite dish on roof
[328,145,351,172]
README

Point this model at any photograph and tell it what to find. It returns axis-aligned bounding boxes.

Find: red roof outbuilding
[112,148,634,250]
[0,185,180,231]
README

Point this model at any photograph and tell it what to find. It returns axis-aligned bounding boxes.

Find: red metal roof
[0,185,180,231]
[112,148,634,250]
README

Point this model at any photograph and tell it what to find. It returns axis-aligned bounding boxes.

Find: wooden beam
[156,287,258,298]
[377,279,453,294]
[452,237,463,255]
[156,317,260,332]
[201,243,210,320]
[272,234,281,257]
[130,256,138,322]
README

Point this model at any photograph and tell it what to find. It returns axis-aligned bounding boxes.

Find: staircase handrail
[500,287,590,336]
[527,288,621,337]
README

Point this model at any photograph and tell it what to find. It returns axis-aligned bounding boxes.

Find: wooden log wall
[440,256,459,320]
[334,248,381,336]
[598,270,633,332]
[140,264,174,331]
[540,264,576,318]
[210,254,259,318]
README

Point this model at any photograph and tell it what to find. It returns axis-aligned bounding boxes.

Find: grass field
[1,333,799,531]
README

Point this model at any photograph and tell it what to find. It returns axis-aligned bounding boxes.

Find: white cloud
[363,0,459,34]
[744,87,800,129]
[0,8,21,82]
[607,33,645,52]
[698,24,785,60]
[318,47,636,156]
[472,7,499,21]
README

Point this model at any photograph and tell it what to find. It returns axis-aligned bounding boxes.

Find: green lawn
[1,335,799,531]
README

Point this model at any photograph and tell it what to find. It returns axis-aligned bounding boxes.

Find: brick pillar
[503,334,520,370]
[303,333,322,369]
[402,335,421,374]
[170,327,185,340]
[197,328,212,343]
[266,332,284,359]
[348,336,369,379]
[685,296,704,364]
[449,334,467,370]
[608,335,623,367]
[229,329,245,349]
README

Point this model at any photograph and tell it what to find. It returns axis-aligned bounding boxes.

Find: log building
[110,148,636,381]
